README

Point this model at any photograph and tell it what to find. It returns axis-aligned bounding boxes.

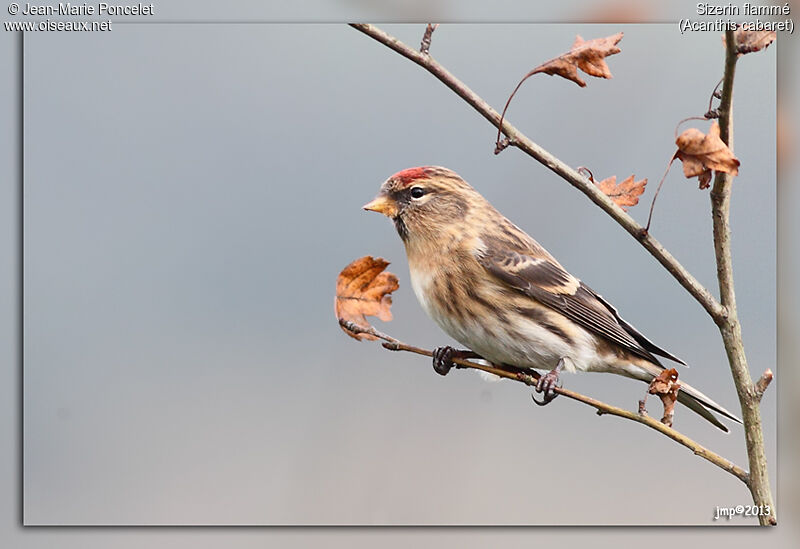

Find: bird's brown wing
[477,243,685,365]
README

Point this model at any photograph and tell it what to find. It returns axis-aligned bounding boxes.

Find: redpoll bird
[363,166,741,431]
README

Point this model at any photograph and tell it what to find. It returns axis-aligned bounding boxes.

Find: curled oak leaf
[335,256,399,341]
[534,32,624,87]
[723,27,776,55]
[595,174,647,211]
[495,32,623,151]
[649,368,680,395]
[647,368,681,428]
[675,121,740,190]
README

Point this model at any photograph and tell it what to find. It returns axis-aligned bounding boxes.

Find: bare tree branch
[710,29,776,525]
[340,319,749,484]
[349,23,726,323]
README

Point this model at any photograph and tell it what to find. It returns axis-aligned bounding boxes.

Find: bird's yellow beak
[362,195,398,218]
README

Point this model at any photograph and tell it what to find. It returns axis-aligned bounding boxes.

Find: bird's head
[363,166,484,242]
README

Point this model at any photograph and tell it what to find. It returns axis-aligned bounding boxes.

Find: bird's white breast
[408,264,435,318]
[408,263,601,374]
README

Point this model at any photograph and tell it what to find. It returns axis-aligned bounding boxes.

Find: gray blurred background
[2,0,796,546]
[20,22,775,525]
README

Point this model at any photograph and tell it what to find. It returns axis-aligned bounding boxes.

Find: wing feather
[477,241,684,365]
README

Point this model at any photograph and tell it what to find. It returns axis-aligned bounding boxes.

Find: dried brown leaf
[723,27,776,55]
[675,121,740,189]
[648,368,681,427]
[532,32,624,87]
[335,256,399,341]
[595,174,647,211]
[649,368,680,396]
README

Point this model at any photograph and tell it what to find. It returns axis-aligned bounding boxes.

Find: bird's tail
[675,380,742,432]
[628,361,742,432]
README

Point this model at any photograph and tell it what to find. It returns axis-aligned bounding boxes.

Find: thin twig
[754,369,773,401]
[495,71,535,153]
[340,319,749,484]
[674,116,712,141]
[349,23,726,323]
[705,76,724,118]
[645,152,678,232]
[576,166,595,182]
[420,23,438,55]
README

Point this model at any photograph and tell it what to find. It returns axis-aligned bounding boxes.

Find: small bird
[363,166,741,431]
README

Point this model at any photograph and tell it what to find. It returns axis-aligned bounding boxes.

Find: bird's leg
[532,357,566,406]
[432,346,484,376]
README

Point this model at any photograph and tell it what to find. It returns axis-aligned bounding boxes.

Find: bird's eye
[410,187,426,199]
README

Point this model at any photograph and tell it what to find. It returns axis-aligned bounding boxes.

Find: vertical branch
[710,29,776,526]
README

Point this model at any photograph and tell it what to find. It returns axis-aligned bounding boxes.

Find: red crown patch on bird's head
[391,166,432,187]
